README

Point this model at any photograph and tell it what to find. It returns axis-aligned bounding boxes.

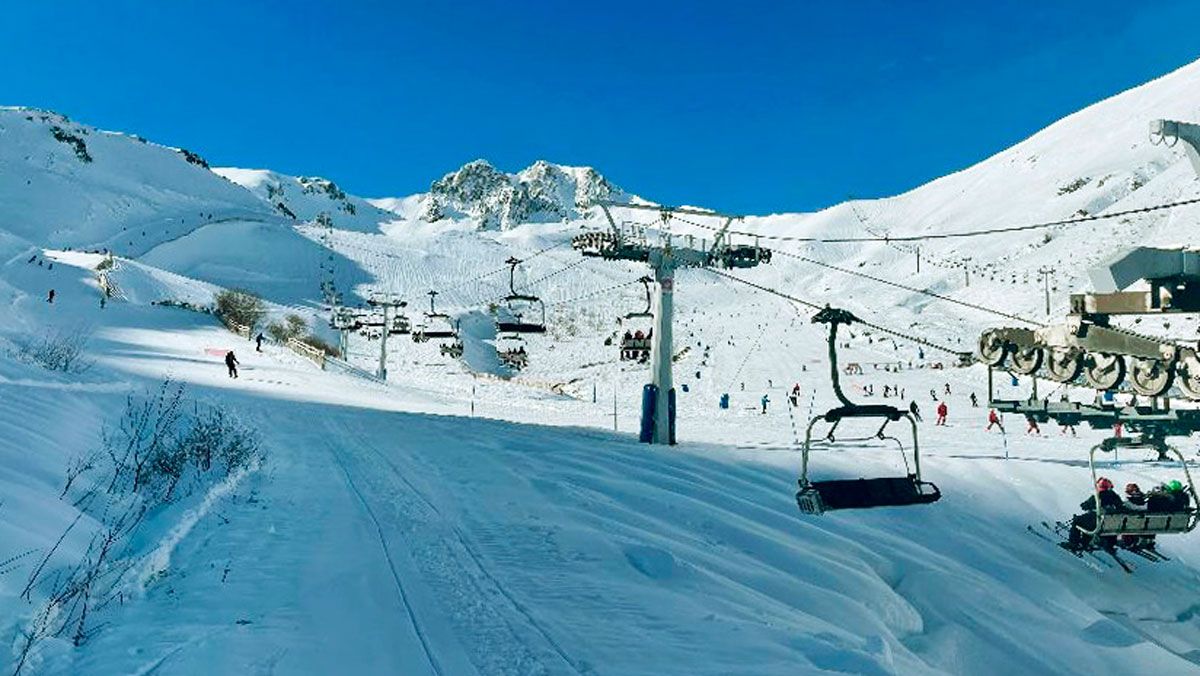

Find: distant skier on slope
[909,400,921,422]
[46,289,55,303]
[986,409,1004,432]
[935,401,948,426]
[225,350,240,379]
[256,332,265,352]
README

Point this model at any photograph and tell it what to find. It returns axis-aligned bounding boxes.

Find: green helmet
[1167,480,1184,493]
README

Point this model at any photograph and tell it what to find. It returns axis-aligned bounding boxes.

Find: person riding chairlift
[1067,477,1123,551]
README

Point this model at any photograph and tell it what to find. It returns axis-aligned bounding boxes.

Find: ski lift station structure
[574,200,771,445]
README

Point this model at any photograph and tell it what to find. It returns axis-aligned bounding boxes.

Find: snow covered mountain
[5,59,1200,676]
[414,159,629,229]
[212,167,401,233]
[0,107,273,256]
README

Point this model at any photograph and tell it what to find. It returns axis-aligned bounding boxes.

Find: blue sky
[3,1,1199,213]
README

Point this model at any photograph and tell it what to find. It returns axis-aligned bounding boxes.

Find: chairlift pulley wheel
[978,330,1009,367]
[1084,352,1126,390]
[1045,346,1083,383]
[1010,346,1043,376]
[1177,349,1200,401]
[1128,355,1175,397]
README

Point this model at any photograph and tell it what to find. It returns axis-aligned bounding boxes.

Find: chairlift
[329,307,361,331]
[496,333,528,369]
[413,290,458,342]
[619,276,653,362]
[795,307,942,515]
[495,257,547,333]
[1069,436,1198,550]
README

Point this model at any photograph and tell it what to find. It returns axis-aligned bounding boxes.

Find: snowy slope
[0,108,273,255]
[4,58,1200,676]
[212,167,402,233]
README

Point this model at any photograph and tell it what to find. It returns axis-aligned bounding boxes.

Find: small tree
[215,289,266,330]
[266,314,307,343]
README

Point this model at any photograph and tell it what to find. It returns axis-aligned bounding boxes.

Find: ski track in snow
[7,62,1200,674]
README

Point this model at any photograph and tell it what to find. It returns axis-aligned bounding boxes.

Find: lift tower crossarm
[1151,119,1200,176]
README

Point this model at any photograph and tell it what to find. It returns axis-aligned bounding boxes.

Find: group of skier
[1066,476,1192,552]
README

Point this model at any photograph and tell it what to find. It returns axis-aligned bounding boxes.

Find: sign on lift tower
[573,201,771,444]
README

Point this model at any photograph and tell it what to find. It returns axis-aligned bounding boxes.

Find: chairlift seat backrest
[1096,510,1196,536]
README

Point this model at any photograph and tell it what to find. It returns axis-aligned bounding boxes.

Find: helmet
[1167,480,1184,493]
[1096,477,1114,491]
[1125,483,1142,494]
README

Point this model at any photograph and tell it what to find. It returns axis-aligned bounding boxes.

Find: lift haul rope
[771,250,1044,327]
[706,268,971,360]
[664,195,1200,244]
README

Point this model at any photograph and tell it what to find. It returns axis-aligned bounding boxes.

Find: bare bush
[214,288,265,329]
[266,313,307,343]
[298,333,340,357]
[17,381,265,670]
[16,326,94,373]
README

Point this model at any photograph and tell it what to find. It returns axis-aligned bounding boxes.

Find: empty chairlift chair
[495,257,547,334]
[413,290,458,343]
[795,307,942,515]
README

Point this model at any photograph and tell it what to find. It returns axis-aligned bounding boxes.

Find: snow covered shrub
[16,326,94,374]
[214,288,266,329]
[266,314,307,343]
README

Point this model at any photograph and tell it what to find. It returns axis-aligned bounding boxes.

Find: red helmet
[1125,483,1142,494]
[1096,477,1114,491]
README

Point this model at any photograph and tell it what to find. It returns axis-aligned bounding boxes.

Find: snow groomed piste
[8,68,1200,674]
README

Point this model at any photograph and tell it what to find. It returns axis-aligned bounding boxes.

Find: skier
[46,289,55,303]
[986,409,1004,432]
[969,392,978,407]
[908,400,921,422]
[760,394,769,414]
[1060,420,1078,436]
[944,382,951,395]
[99,296,106,309]
[929,388,938,401]
[1067,477,1123,550]
[255,332,265,352]
[224,350,239,379]
[1026,415,1041,435]
[935,401,948,426]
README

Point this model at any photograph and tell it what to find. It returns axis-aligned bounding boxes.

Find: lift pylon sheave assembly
[796,307,941,515]
[572,201,771,444]
[1069,436,1198,552]
[980,246,1200,399]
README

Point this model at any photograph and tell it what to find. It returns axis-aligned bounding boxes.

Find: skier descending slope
[225,350,240,379]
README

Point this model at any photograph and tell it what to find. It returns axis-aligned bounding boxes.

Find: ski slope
[4,59,1200,675]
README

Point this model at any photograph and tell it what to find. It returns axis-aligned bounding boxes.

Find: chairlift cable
[707,268,969,359]
[772,250,1044,326]
[665,195,1200,243]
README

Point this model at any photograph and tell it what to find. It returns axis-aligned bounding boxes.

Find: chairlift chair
[496,333,528,369]
[795,307,942,515]
[495,257,547,334]
[1071,436,1198,548]
[413,290,458,342]
[619,276,654,362]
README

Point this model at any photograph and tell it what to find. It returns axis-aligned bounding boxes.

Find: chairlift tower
[574,201,771,444]
[366,293,407,380]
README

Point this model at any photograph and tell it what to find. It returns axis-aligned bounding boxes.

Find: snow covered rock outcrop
[419,159,627,229]
[212,168,400,232]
